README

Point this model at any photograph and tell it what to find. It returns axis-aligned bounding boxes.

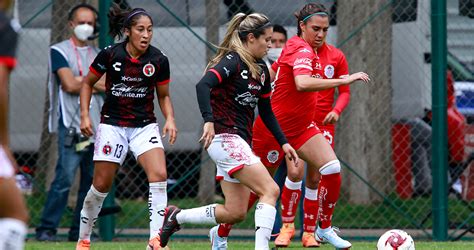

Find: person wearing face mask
[263,24,287,69]
[35,3,105,242]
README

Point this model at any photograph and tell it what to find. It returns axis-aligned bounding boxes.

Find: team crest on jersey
[267,150,279,164]
[260,73,265,84]
[324,65,335,78]
[143,63,155,77]
[102,143,112,155]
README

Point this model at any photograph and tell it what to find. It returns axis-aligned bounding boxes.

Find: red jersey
[258,36,321,138]
[313,43,350,125]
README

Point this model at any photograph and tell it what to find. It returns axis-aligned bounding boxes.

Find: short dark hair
[272,24,287,40]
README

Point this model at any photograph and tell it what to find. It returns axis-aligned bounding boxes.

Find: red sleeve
[291,47,314,76]
[333,85,350,115]
[335,51,349,78]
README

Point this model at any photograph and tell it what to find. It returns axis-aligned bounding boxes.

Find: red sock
[303,197,318,233]
[280,182,302,223]
[217,192,259,237]
[317,173,341,229]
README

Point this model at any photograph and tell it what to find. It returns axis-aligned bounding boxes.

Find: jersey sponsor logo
[267,150,279,164]
[226,54,234,60]
[102,143,112,155]
[235,91,258,108]
[299,48,311,53]
[121,76,143,82]
[143,63,155,77]
[223,67,230,77]
[324,64,335,78]
[294,58,312,66]
[111,83,147,98]
[113,62,121,71]
[240,70,248,80]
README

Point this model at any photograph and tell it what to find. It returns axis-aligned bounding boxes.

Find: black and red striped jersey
[89,42,170,127]
[205,52,272,143]
[0,12,18,70]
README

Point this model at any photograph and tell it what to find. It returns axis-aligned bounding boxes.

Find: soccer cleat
[301,232,321,248]
[147,235,170,250]
[315,226,351,249]
[75,239,91,250]
[159,206,182,247]
[274,223,295,247]
[209,225,228,250]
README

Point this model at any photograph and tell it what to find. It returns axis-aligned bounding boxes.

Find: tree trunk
[336,0,393,204]
[197,0,219,204]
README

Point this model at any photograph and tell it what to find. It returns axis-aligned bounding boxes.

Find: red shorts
[252,121,321,168]
[315,123,335,148]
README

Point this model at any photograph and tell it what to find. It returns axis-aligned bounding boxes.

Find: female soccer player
[76,5,177,250]
[252,3,369,249]
[159,13,298,250]
[274,32,351,248]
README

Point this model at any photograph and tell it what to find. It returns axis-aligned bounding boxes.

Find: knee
[92,180,111,193]
[266,182,280,201]
[148,168,167,182]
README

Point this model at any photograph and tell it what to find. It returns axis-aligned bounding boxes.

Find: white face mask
[73,24,94,41]
[267,48,283,62]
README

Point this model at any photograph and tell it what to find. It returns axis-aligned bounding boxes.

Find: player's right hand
[80,115,93,137]
[343,72,370,84]
[199,122,215,149]
[282,143,299,165]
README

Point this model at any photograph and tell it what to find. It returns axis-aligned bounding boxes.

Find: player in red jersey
[77,5,177,250]
[273,31,351,248]
[214,3,369,249]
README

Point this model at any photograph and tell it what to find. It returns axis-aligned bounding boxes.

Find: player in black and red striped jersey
[159,13,299,250]
[0,1,28,249]
[77,4,177,250]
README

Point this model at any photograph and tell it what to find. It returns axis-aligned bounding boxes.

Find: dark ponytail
[108,4,153,40]
[295,3,328,36]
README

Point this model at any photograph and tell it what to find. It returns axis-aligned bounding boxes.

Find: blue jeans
[36,121,94,239]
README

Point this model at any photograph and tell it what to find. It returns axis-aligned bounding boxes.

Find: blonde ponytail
[207,13,270,78]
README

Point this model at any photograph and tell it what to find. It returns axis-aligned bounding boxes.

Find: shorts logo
[143,63,155,77]
[324,64,335,78]
[323,130,333,145]
[102,143,112,155]
[267,150,279,164]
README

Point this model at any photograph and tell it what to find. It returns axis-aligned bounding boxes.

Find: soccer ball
[377,229,415,250]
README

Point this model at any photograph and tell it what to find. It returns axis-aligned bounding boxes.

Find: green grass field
[25,241,474,250]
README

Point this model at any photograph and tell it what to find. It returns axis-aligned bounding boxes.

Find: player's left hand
[163,118,178,145]
[282,143,299,165]
[323,111,339,125]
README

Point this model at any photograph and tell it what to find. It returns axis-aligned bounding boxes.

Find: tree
[335,0,393,204]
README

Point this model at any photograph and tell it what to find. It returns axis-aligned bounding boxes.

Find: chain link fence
[9,0,474,241]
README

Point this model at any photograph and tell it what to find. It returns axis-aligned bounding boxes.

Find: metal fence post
[431,0,448,241]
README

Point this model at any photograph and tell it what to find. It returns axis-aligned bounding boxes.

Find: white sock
[176,204,217,225]
[78,185,108,241]
[0,218,26,250]
[255,203,276,250]
[305,187,318,200]
[149,181,167,239]
[285,177,302,190]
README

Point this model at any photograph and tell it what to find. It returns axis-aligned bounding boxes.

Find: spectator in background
[36,3,105,242]
[0,0,29,249]
[263,24,287,69]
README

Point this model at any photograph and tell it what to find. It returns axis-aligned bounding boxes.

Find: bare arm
[93,74,106,92]
[294,72,370,92]
[79,71,100,137]
[0,65,10,146]
[57,67,83,94]
[156,84,177,145]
